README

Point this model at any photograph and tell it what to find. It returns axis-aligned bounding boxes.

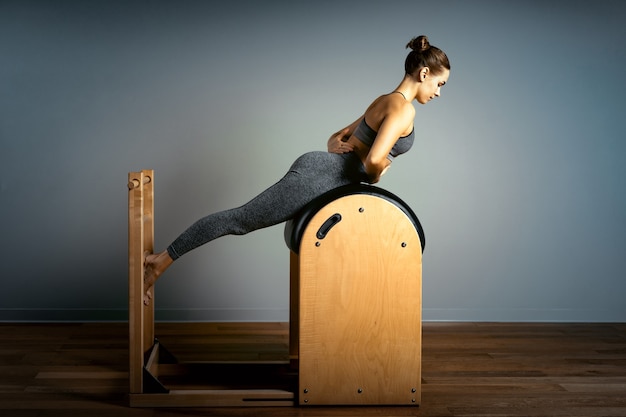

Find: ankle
[157,250,174,269]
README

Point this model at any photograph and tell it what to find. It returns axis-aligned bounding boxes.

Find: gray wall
[1,0,624,322]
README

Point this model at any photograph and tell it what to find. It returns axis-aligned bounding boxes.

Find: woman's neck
[393,76,419,102]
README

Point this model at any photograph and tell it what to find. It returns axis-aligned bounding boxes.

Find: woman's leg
[144,151,365,302]
[167,151,365,259]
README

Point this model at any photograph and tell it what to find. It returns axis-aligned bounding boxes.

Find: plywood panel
[298,194,422,405]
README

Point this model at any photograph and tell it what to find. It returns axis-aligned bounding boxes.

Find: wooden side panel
[298,194,422,405]
[289,250,300,366]
[128,171,146,394]
[128,169,155,394]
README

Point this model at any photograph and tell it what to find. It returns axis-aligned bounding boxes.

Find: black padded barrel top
[283,183,425,254]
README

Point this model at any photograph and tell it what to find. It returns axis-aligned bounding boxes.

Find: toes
[143,289,153,306]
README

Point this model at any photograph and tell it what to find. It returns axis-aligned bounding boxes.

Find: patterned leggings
[166,151,368,260]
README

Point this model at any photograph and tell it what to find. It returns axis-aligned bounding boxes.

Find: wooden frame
[128,170,422,408]
[127,170,294,407]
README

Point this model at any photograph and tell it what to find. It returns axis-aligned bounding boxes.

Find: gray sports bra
[353,118,415,161]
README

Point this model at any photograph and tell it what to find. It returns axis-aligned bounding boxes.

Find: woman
[144,35,450,305]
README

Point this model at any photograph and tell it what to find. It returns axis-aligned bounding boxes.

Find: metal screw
[315,242,320,247]
[359,207,364,213]
[357,388,363,393]
[401,242,407,247]
[412,388,417,393]
[412,398,416,403]
[303,388,308,394]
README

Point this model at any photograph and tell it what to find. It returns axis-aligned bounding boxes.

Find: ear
[419,67,430,81]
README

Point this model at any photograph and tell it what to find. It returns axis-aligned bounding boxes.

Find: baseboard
[0,308,622,323]
[0,308,289,322]
[0,308,128,322]
[422,308,625,322]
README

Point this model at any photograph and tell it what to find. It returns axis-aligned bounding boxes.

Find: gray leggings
[166,151,368,260]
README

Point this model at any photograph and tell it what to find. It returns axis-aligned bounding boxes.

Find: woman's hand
[327,128,355,154]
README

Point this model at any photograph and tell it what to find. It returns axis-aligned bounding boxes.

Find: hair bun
[406,35,430,52]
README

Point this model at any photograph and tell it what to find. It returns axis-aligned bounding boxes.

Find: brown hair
[405,35,450,76]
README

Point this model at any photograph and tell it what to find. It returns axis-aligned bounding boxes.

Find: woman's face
[417,68,449,104]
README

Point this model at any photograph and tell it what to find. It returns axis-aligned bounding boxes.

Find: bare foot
[143,250,174,305]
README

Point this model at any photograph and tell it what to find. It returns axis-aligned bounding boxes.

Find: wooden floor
[0,322,625,416]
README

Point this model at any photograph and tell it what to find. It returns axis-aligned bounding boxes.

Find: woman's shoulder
[364,93,414,128]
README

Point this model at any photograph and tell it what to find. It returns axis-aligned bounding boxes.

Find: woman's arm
[364,105,415,183]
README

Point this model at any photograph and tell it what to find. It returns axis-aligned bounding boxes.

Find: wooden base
[129,340,295,407]
[129,342,296,407]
